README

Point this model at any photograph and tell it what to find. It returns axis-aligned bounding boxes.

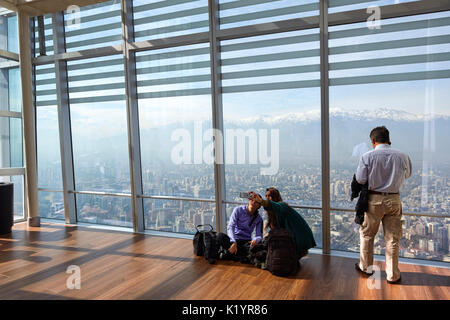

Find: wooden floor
[0,222,449,300]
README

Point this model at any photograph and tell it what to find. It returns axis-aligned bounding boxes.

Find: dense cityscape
[38,161,450,263]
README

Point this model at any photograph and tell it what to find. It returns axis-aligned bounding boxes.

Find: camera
[239,192,252,199]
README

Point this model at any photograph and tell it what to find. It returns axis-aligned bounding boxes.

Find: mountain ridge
[229,108,450,126]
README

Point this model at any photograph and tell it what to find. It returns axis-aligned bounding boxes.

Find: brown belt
[369,190,399,195]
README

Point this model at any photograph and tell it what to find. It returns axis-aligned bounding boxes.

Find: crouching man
[216,194,263,263]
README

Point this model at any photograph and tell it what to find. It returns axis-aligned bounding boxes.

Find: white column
[208,0,226,233]
[18,11,40,227]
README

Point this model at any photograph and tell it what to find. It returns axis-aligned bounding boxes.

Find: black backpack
[265,228,299,277]
[193,224,219,264]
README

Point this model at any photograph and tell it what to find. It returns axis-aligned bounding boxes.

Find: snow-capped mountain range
[41,107,448,168]
[230,108,449,126]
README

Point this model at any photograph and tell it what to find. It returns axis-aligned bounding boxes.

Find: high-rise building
[428,240,438,253]
[437,227,449,253]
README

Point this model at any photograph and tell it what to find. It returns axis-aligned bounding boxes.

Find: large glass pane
[0,117,11,167]
[70,102,130,193]
[144,199,215,234]
[38,191,65,220]
[0,14,6,53]
[219,0,319,30]
[0,64,6,111]
[37,106,63,189]
[137,43,214,200]
[402,216,449,261]
[9,117,22,167]
[68,55,129,195]
[329,12,450,214]
[64,0,122,52]
[0,175,24,221]
[331,211,449,262]
[0,117,22,168]
[8,67,21,112]
[330,211,360,252]
[133,0,209,42]
[329,12,450,261]
[7,14,18,54]
[76,194,132,228]
[221,29,321,208]
[67,54,129,227]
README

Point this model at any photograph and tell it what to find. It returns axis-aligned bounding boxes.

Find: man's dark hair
[370,126,391,145]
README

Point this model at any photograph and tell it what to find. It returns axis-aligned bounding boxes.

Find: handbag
[193,224,213,256]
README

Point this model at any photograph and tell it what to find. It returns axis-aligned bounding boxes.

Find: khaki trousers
[359,193,402,282]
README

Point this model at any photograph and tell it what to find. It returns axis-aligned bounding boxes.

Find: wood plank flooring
[0,222,448,300]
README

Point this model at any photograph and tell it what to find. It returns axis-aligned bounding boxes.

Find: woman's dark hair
[266,187,282,202]
[264,187,282,231]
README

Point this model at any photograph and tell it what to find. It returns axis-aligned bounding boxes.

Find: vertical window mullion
[122,0,145,233]
[52,11,77,224]
[208,0,226,233]
[320,0,331,255]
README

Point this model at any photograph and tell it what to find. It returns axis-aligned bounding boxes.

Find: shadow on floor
[0,250,53,264]
[6,289,78,300]
[393,272,450,287]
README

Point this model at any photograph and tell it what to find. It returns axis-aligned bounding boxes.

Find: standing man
[355,126,412,284]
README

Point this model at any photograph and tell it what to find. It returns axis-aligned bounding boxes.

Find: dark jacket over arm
[351,174,368,225]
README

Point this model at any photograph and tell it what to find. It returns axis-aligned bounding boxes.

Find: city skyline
[38,159,450,263]
[36,105,450,264]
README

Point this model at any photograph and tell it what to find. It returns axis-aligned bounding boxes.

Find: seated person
[217,194,263,263]
[251,190,316,260]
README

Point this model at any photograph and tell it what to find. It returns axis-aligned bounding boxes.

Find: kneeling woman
[251,189,316,259]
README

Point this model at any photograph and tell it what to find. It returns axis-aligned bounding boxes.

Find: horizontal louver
[67,55,125,104]
[328,0,421,13]
[329,11,450,86]
[35,64,57,107]
[221,29,320,93]
[64,0,122,52]
[136,43,211,99]
[219,0,319,29]
[133,0,209,42]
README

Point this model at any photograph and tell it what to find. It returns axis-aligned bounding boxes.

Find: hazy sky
[30,0,450,137]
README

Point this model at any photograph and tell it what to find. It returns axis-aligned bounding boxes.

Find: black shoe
[355,263,374,277]
[387,276,401,284]
[219,249,231,260]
